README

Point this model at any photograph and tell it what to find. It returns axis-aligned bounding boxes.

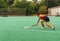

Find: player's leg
[41,21,45,29]
[46,22,55,30]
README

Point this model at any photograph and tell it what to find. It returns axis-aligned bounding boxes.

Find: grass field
[0,16,60,41]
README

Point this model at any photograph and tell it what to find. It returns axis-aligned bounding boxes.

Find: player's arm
[36,17,40,26]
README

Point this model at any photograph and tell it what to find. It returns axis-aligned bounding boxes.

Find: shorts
[44,16,50,22]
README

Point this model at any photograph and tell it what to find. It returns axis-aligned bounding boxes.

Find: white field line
[0,29,60,33]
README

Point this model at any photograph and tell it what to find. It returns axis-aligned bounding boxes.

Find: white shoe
[42,27,45,30]
[52,26,55,30]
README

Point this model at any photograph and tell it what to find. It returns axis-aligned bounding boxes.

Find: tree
[11,0,19,7]
[38,5,47,14]
[57,0,60,6]
[0,0,7,8]
[6,0,14,7]
[11,0,27,8]
[32,0,38,3]
[45,0,59,8]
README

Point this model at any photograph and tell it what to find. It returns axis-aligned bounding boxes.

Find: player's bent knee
[46,24,49,26]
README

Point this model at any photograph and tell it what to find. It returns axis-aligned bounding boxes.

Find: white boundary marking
[0,29,60,33]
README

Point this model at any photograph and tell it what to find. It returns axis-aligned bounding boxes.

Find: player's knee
[41,21,44,23]
[46,24,49,26]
